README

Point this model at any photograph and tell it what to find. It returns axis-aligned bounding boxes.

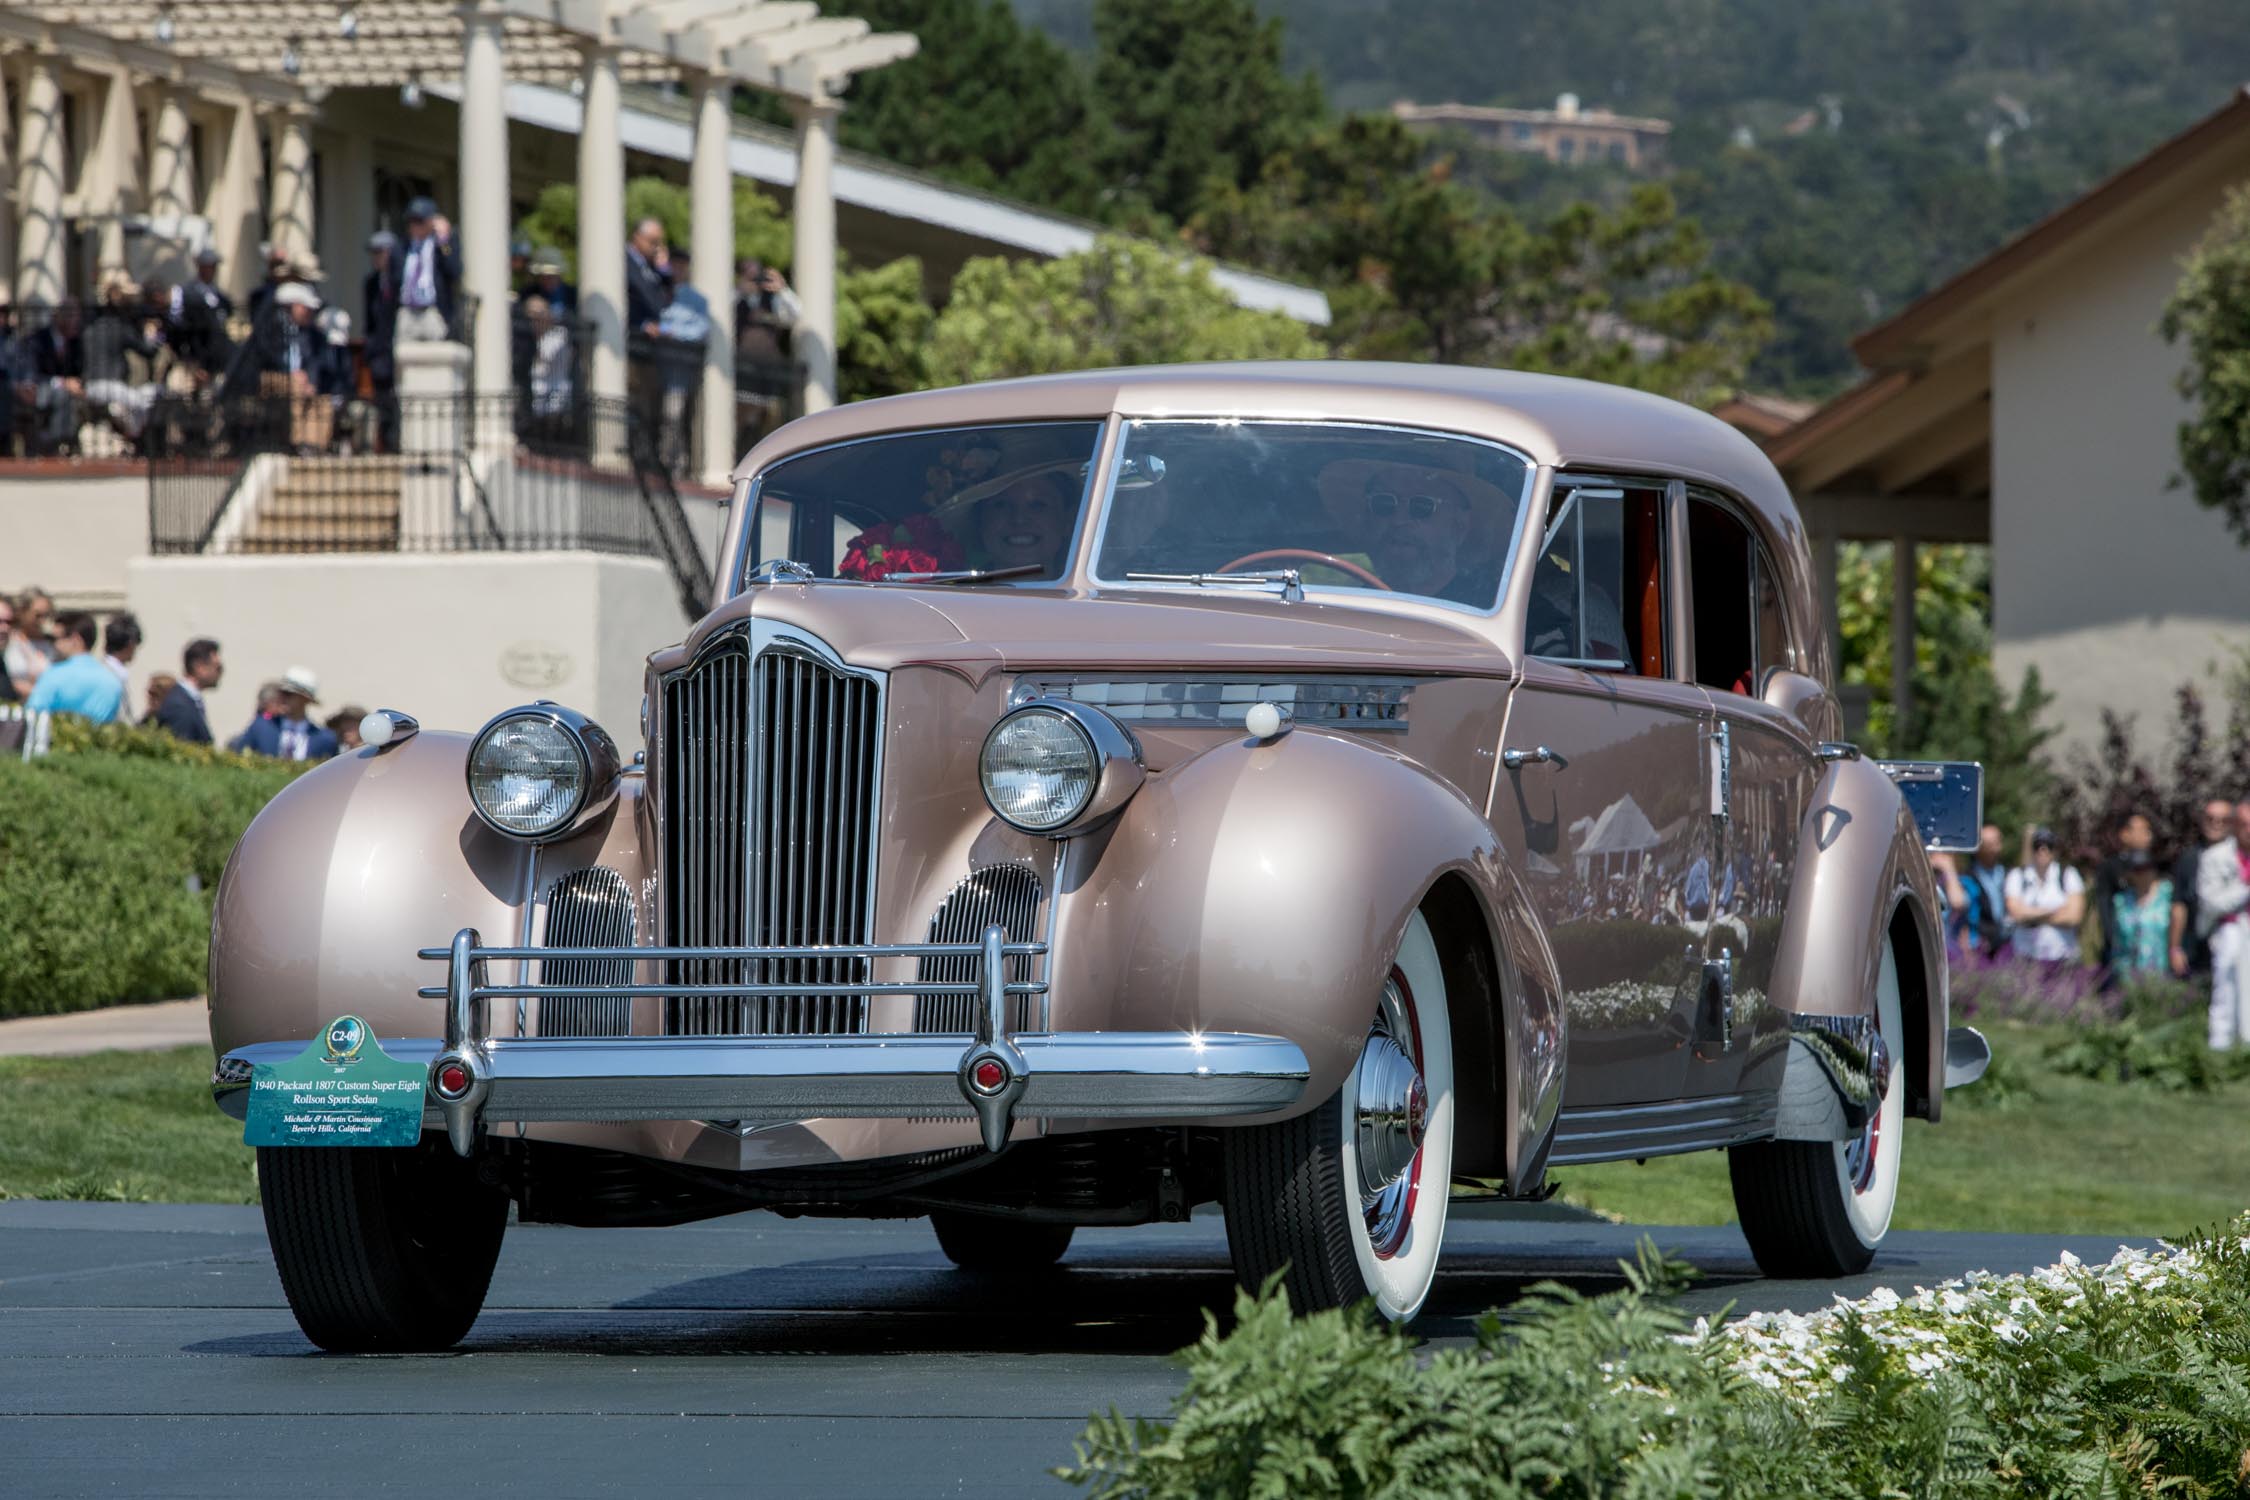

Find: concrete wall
[1989,150,2250,753]
[3,469,146,610]
[124,552,690,752]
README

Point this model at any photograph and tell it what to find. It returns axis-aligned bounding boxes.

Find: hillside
[1015,0,2250,392]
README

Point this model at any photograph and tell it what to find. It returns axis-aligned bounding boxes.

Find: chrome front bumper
[211,925,1310,1156]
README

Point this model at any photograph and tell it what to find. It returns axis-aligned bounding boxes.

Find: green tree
[920,236,1323,388]
[512,177,789,281]
[1089,0,1324,228]
[806,0,1115,218]
[835,256,936,401]
[2161,181,2250,547]
[1194,115,1770,406]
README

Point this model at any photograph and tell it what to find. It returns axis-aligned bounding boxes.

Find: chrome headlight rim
[464,703,622,843]
[979,699,1144,838]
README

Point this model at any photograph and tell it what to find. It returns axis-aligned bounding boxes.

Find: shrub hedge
[0,726,307,1019]
[1063,1227,2250,1498]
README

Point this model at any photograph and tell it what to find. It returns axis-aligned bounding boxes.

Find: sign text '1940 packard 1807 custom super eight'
[209,363,1989,1350]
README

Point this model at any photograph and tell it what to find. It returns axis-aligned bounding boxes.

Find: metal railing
[144,389,717,616]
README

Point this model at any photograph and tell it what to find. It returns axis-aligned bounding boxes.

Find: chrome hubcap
[1356,975,1425,1254]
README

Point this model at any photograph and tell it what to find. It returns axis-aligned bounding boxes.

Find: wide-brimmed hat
[941,457,1087,514]
[1315,454,1516,530]
[279,666,320,702]
[276,281,321,310]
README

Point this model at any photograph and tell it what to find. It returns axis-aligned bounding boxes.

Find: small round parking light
[970,1058,1009,1094]
[435,1061,472,1098]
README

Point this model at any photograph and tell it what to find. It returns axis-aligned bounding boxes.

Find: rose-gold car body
[210,363,1987,1334]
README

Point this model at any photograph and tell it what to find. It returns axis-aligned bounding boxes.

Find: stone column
[0,65,16,292]
[576,42,627,458]
[1890,536,1916,741]
[267,106,316,266]
[146,86,197,223]
[209,98,266,303]
[692,72,737,485]
[397,340,473,547]
[91,69,144,279]
[322,128,376,328]
[789,98,840,415]
[15,55,69,308]
[458,1,513,400]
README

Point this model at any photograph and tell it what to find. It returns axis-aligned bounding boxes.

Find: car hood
[659,584,1511,682]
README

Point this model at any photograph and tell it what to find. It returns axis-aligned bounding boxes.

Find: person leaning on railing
[259,284,335,455]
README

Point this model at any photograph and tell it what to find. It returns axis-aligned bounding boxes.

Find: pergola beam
[0,6,307,105]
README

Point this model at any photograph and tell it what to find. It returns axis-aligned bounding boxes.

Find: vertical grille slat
[913,866,1044,1034]
[660,635,880,1037]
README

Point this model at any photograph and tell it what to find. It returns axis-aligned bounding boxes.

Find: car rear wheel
[930,1210,1073,1271]
[1222,908,1454,1322]
[1728,936,1906,1277]
[258,1139,508,1353]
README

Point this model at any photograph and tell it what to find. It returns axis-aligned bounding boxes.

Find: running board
[1548,1092,1778,1166]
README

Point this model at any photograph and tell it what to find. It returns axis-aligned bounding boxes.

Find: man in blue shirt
[25,611,123,724]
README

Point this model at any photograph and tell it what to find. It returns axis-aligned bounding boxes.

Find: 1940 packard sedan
[210,362,1990,1350]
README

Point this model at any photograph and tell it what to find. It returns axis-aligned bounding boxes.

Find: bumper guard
[211,925,1310,1156]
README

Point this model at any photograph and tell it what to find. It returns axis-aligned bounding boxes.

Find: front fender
[1768,753,1947,1121]
[1046,728,1565,1178]
[207,732,642,1057]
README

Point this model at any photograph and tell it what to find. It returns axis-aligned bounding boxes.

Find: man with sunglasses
[1360,468,1495,603]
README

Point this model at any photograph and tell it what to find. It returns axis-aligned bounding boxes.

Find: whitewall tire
[1730,935,1906,1277]
[1223,908,1454,1322]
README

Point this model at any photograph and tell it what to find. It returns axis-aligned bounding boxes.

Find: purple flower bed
[1949,958,2200,1025]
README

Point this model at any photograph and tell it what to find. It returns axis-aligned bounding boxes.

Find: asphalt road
[1,1198,2158,1498]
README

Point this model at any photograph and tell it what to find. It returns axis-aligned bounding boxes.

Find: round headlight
[980,707,1099,833]
[467,712,589,838]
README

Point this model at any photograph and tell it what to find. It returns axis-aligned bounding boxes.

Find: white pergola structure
[6,1,915,475]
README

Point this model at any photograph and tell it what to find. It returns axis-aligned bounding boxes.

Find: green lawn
[6,1025,2246,1237]
[1556,1021,2250,1237]
[0,1046,258,1203]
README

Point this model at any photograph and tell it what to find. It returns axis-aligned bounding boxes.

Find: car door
[1490,475,1715,1108]
[1677,490,1821,1099]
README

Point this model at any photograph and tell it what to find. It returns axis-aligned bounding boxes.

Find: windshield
[746,422,1105,583]
[1092,420,1531,610]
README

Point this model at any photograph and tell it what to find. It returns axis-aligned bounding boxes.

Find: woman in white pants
[2197,801,2250,1049]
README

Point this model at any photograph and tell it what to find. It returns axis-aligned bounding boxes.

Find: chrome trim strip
[211,1031,1311,1126]
[1547,1092,1777,1165]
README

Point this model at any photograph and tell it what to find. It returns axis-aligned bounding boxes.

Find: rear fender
[1044,728,1565,1181]
[1768,753,1947,1121]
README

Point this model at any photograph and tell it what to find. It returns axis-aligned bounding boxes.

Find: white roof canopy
[17,1,916,101]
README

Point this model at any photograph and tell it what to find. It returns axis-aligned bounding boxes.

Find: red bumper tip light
[971,1058,1008,1093]
[436,1062,472,1097]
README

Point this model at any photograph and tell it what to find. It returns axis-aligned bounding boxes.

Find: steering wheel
[1216,548,1391,591]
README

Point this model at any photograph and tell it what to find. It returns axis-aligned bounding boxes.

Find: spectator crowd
[1,197,802,473]
[1934,802,2250,1050]
[4,586,364,763]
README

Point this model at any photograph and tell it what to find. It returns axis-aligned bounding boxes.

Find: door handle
[1502,745,1556,770]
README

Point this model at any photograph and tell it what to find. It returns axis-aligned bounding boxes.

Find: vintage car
[209,362,1990,1351]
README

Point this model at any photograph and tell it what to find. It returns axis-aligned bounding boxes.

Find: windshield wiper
[1123,569,1304,603]
[884,563,1047,585]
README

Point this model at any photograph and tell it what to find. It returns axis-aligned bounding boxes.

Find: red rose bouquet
[837,513,966,581]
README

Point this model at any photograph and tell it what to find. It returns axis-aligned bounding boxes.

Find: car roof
[732,361,1800,532]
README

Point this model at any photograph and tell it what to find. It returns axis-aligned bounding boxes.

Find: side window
[1687,495,1790,694]
[1526,482,1666,675]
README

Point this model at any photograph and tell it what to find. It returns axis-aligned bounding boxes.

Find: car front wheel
[1222,908,1454,1322]
[258,1139,508,1353]
[1728,936,1906,1277]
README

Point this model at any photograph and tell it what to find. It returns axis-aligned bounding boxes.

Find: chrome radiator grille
[533,866,636,1037]
[660,634,883,1036]
[914,864,1044,1034]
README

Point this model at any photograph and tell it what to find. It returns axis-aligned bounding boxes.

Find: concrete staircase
[236,456,405,553]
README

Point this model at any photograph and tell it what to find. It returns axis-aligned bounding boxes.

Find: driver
[1358,466,1494,602]
[976,467,1077,574]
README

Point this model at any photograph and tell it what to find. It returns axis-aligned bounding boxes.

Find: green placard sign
[244,1015,429,1148]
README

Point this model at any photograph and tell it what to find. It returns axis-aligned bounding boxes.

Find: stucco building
[1767,85,2250,754]
[1393,94,1671,170]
